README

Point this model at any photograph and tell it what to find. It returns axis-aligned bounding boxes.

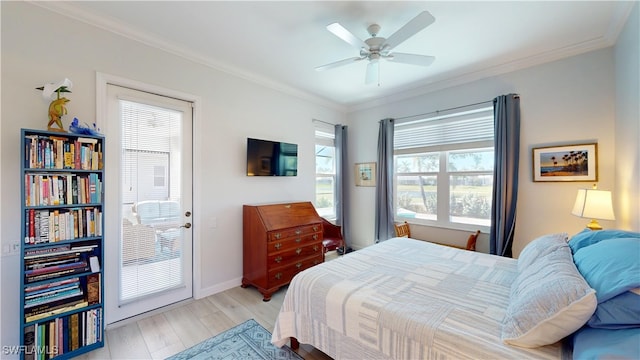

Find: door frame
[96,72,204,322]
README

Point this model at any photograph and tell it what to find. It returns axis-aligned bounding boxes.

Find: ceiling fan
[316,11,436,85]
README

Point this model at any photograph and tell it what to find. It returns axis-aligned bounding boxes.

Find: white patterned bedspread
[272,237,563,359]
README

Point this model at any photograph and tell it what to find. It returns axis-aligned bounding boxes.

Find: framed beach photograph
[532,143,598,182]
[355,162,376,186]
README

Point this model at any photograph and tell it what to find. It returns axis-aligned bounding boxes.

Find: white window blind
[395,106,494,150]
[315,120,335,147]
[120,99,184,303]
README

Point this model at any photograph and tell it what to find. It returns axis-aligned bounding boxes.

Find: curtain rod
[394,100,492,121]
[394,94,519,122]
[312,118,336,126]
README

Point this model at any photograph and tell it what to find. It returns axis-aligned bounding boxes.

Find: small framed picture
[355,162,376,186]
[532,143,598,182]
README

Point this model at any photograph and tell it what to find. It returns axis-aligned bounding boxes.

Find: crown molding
[348,33,617,113]
[29,1,347,114]
[29,0,633,116]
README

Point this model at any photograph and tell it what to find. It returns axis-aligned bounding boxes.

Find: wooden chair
[394,221,411,238]
[394,221,480,252]
[321,218,345,253]
[463,230,481,251]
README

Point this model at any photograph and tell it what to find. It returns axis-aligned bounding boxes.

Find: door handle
[181,223,192,229]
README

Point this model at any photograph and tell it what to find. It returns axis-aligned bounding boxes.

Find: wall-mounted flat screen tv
[246,138,298,176]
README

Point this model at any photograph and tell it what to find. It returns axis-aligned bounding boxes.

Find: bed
[272,231,640,360]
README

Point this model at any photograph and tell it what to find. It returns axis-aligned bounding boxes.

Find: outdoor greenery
[397,184,492,219]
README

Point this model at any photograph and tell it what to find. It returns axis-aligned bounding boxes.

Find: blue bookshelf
[20,129,104,360]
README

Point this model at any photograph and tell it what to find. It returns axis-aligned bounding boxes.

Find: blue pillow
[588,290,640,329]
[568,229,640,254]
[572,327,640,360]
[573,238,640,303]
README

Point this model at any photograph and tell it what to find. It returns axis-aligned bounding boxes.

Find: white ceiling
[37,1,633,110]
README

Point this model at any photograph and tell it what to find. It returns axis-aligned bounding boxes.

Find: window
[394,106,494,229]
[315,124,336,219]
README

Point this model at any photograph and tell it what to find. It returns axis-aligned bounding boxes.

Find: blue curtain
[490,94,520,257]
[334,124,349,247]
[375,118,395,242]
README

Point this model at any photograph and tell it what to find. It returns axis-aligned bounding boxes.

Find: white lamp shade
[572,189,615,220]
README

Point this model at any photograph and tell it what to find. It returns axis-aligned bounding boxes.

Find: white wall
[614,2,640,231]
[0,2,345,351]
[347,48,619,255]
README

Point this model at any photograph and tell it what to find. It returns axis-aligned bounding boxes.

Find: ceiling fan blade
[315,57,363,71]
[384,11,435,50]
[365,60,379,85]
[388,53,435,67]
[326,22,368,51]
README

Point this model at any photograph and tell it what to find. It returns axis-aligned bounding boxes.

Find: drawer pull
[296,263,302,269]
[296,248,302,255]
[274,243,282,250]
[314,226,319,232]
[275,272,282,280]
[295,229,302,235]
[313,245,319,252]
[296,238,302,243]
[313,234,318,240]
[275,256,283,263]
[274,233,281,240]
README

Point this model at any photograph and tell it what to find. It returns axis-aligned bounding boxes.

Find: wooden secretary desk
[242,202,324,301]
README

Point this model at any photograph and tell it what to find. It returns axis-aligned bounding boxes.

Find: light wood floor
[75,254,339,360]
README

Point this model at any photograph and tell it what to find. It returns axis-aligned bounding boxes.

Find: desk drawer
[267,255,323,288]
[268,224,321,242]
[267,233,321,252]
[267,242,322,266]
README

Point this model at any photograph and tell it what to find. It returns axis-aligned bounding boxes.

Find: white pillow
[502,242,596,348]
[517,232,568,272]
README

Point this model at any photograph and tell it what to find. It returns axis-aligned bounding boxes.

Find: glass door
[104,84,193,324]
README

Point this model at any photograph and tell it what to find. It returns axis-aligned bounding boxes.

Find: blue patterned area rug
[165,319,303,360]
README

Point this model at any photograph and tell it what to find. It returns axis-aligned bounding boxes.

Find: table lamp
[571,186,615,230]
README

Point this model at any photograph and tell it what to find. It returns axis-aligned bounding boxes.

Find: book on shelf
[26,300,88,323]
[24,281,79,299]
[76,137,97,144]
[24,244,97,260]
[70,313,79,350]
[23,324,36,360]
[25,207,102,244]
[25,260,88,277]
[86,273,100,305]
[25,288,83,308]
[25,253,83,270]
[24,279,80,298]
[25,277,80,294]
[24,174,102,207]
[24,244,71,257]
[24,134,103,170]
[25,265,90,283]
[27,309,102,356]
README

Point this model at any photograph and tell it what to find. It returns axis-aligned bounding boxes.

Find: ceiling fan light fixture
[317,11,436,84]
[367,24,381,37]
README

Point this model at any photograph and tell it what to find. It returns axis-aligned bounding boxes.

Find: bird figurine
[47,94,70,132]
[37,78,73,132]
[69,117,102,136]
